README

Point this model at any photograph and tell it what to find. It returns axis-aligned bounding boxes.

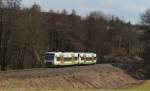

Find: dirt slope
[0,64,141,89]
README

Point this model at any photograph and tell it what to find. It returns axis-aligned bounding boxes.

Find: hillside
[0,64,141,90]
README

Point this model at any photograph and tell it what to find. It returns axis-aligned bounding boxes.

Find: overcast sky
[21,0,149,24]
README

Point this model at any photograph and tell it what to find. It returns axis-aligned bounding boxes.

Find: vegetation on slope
[0,64,141,91]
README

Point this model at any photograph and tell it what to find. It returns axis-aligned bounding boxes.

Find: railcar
[44,52,97,67]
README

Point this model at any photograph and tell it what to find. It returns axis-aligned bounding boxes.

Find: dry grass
[0,80,149,91]
[0,64,144,91]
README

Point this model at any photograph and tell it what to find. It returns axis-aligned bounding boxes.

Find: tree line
[0,0,149,77]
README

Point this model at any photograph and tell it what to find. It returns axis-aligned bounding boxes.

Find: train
[44,52,97,67]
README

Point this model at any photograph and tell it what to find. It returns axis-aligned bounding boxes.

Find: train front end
[44,52,56,67]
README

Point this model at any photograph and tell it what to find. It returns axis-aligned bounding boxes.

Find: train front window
[45,54,54,60]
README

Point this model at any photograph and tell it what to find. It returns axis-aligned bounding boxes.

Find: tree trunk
[33,48,42,67]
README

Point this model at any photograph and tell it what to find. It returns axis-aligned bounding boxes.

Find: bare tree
[0,0,21,71]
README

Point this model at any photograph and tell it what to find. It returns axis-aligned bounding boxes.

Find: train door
[71,53,75,64]
[60,53,64,65]
[83,53,87,64]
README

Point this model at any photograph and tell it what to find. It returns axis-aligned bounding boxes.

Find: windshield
[45,53,54,60]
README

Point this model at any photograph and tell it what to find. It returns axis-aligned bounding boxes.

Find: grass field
[0,80,149,91]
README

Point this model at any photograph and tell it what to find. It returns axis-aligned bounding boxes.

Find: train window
[64,57,72,61]
[94,57,97,60]
[86,57,93,61]
[75,57,78,60]
[45,54,54,60]
[81,57,84,60]
[57,57,61,61]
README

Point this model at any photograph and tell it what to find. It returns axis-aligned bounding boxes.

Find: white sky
[21,0,150,24]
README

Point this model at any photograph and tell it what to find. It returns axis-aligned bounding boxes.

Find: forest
[0,0,149,79]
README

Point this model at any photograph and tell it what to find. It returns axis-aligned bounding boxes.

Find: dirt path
[0,64,141,90]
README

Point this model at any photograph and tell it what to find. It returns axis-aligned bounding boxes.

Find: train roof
[45,52,96,55]
[45,52,96,57]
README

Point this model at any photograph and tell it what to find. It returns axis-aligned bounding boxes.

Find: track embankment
[0,64,141,90]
